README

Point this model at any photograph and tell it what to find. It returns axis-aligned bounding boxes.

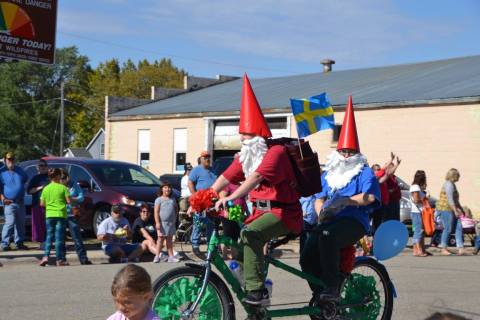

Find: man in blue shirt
[188,151,217,258]
[0,152,29,251]
[299,196,317,253]
[300,97,380,303]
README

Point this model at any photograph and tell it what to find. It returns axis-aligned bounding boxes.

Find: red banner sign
[0,0,57,64]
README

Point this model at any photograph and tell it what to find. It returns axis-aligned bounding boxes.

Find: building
[64,148,92,158]
[105,56,480,213]
[86,128,105,159]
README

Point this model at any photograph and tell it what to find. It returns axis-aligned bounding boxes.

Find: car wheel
[93,205,111,235]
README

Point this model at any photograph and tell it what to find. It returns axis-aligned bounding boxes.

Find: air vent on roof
[321,59,335,73]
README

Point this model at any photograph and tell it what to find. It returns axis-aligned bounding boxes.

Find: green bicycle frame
[205,229,328,318]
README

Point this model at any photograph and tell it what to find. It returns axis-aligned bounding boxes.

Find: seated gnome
[212,74,303,306]
[300,96,381,302]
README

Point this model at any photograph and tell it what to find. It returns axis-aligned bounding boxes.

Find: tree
[0,46,92,160]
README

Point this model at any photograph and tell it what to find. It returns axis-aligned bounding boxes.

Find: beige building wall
[107,103,480,214]
[299,103,480,215]
[107,118,205,176]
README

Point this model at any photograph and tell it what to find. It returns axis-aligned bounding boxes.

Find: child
[61,170,92,265]
[132,204,159,259]
[97,205,144,263]
[38,168,71,267]
[107,264,160,320]
[153,182,179,263]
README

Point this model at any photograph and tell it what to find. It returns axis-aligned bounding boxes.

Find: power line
[0,98,60,107]
[59,31,302,75]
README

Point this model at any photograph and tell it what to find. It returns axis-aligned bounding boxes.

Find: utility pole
[59,81,64,156]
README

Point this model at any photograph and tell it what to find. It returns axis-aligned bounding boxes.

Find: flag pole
[297,137,304,160]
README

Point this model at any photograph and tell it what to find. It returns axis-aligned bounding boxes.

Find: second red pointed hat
[337,96,360,152]
[238,74,272,138]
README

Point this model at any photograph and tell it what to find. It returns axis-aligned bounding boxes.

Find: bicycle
[152,210,396,320]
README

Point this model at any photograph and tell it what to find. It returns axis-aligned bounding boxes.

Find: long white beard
[239,136,268,178]
[325,151,367,191]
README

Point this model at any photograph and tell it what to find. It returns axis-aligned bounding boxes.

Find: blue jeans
[44,218,67,261]
[65,217,88,263]
[1,203,25,247]
[411,211,423,244]
[439,210,464,248]
[191,214,214,249]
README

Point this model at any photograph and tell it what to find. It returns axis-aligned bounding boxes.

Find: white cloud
[140,0,458,68]
[58,10,133,36]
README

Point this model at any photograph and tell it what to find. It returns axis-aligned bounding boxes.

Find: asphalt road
[0,251,480,320]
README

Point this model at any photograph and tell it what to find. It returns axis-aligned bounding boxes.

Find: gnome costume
[211,74,302,305]
[300,96,381,301]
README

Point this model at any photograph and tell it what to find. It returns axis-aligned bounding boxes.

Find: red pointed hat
[337,96,360,152]
[239,74,272,138]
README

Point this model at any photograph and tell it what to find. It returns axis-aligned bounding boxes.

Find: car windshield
[88,163,161,187]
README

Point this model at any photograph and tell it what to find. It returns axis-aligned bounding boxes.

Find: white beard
[239,136,268,178]
[324,151,368,191]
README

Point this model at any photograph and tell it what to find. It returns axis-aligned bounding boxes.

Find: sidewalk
[0,239,302,266]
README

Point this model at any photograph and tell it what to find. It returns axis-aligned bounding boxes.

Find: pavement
[0,238,302,266]
[1,245,480,320]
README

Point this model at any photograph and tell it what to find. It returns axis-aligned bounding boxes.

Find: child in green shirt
[38,168,70,267]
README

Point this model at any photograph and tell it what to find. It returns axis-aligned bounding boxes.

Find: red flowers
[189,189,219,213]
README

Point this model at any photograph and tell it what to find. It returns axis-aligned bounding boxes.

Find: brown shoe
[39,257,49,267]
[56,260,69,266]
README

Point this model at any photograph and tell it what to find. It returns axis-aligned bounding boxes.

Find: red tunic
[222,145,303,234]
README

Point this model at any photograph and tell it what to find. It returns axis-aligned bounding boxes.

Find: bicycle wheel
[339,258,394,320]
[152,266,235,320]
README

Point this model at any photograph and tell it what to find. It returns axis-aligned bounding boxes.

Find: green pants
[300,218,365,291]
[240,213,290,291]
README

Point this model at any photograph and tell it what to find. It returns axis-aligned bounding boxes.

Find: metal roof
[112,55,480,118]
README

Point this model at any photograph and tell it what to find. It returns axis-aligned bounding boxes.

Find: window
[332,124,342,142]
[100,144,105,156]
[173,128,187,173]
[138,129,150,169]
[88,164,160,187]
[69,165,92,184]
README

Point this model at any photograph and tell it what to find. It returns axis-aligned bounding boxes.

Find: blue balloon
[373,220,409,261]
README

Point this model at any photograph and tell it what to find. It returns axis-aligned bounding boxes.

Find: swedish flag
[290,93,334,138]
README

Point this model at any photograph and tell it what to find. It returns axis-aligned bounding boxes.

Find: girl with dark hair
[153,182,179,263]
[409,170,430,257]
[107,264,160,320]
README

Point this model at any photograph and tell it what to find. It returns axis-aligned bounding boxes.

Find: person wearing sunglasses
[132,204,159,260]
[27,159,50,249]
[0,152,29,251]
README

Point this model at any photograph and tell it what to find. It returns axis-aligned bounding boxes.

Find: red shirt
[374,169,389,205]
[222,145,302,234]
[386,175,401,203]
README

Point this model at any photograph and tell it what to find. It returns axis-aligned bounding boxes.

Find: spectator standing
[218,183,245,259]
[38,168,70,266]
[97,205,143,262]
[384,155,402,221]
[28,159,49,248]
[179,163,193,214]
[153,182,179,263]
[370,162,390,232]
[107,264,160,320]
[188,151,217,258]
[436,168,467,255]
[410,170,430,257]
[132,204,159,259]
[0,152,29,251]
[299,195,317,254]
[61,170,92,265]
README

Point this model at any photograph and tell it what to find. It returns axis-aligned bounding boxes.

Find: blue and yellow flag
[290,93,334,138]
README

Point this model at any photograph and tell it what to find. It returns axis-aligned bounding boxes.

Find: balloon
[373,220,408,261]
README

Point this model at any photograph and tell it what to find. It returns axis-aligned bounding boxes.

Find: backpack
[268,138,322,197]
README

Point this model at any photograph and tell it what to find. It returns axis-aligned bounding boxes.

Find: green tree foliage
[0,46,91,161]
[0,47,186,160]
[84,58,185,144]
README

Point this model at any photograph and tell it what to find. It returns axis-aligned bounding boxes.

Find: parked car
[212,156,234,176]
[19,157,165,234]
[158,173,182,191]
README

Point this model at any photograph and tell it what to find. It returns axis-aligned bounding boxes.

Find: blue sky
[56,0,480,78]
